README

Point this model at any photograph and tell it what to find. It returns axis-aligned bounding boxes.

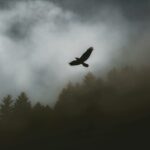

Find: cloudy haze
[0,0,149,104]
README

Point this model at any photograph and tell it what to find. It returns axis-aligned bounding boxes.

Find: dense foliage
[0,66,150,149]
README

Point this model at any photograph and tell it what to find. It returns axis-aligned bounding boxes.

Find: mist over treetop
[0,0,132,103]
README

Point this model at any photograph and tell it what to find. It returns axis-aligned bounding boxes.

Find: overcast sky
[0,0,149,104]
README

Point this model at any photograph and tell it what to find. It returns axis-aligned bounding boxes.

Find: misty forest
[0,67,150,149]
[0,0,150,149]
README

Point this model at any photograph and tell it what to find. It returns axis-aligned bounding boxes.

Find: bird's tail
[82,63,89,67]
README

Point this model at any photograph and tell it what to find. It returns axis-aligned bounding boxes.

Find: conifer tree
[0,95,13,119]
[14,92,31,116]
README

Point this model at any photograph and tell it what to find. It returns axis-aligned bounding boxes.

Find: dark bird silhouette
[69,47,94,67]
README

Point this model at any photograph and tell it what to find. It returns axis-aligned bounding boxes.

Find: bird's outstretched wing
[69,60,81,66]
[80,47,93,62]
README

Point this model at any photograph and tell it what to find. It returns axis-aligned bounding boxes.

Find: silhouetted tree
[14,92,31,117]
[0,95,13,119]
[55,73,102,118]
[33,102,44,111]
[32,102,53,117]
[83,72,96,86]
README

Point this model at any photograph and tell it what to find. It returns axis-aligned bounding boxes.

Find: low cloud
[0,1,138,104]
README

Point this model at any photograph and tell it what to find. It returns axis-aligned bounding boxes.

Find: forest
[0,66,150,149]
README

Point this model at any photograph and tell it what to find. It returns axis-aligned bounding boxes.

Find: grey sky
[0,0,149,105]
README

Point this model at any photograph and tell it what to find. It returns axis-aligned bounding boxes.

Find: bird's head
[89,47,94,50]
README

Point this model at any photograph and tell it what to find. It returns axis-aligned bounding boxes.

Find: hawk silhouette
[69,47,93,67]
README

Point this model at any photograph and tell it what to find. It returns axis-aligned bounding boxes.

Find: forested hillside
[0,66,150,149]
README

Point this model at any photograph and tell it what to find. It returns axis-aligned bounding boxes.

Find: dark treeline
[0,66,150,149]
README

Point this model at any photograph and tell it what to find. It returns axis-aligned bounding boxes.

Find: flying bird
[69,47,93,67]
